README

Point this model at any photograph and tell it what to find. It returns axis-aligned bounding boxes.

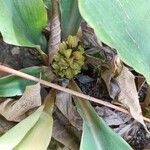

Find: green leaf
[0,106,44,150]
[69,81,132,150]
[0,0,47,50]
[14,112,53,150]
[60,0,82,39]
[79,0,150,84]
[0,66,46,97]
[14,90,55,150]
[43,0,51,9]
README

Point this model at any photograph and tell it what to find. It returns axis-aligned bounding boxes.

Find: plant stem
[48,0,61,64]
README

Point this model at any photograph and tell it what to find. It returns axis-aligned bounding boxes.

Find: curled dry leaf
[0,116,15,135]
[81,22,102,48]
[56,92,82,130]
[52,108,80,150]
[101,56,121,99]
[86,46,120,99]
[116,66,148,130]
[53,119,80,150]
[95,106,131,126]
[95,106,134,138]
[101,55,148,131]
[0,83,41,122]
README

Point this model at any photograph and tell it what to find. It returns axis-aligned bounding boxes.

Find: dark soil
[0,40,43,74]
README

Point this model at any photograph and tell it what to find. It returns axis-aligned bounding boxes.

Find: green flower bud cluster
[52,35,84,79]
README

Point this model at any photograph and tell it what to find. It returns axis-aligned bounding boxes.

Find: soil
[0,40,43,75]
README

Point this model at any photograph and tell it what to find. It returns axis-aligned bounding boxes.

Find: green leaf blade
[14,112,53,150]
[78,101,131,150]
[0,66,44,97]
[0,0,47,49]
[14,90,55,150]
[69,81,132,150]
[60,0,82,39]
[0,106,44,150]
[79,0,150,84]
[80,123,100,150]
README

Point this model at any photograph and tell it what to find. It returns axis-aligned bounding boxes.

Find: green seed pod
[52,35,85,79]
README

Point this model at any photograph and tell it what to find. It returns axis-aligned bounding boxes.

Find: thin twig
[0,64,150,123]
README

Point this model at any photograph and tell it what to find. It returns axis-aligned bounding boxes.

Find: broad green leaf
[78,102,132,150]
[69,81,132,150]
[0,106,44,150]
[0,0,47,50]
[14,112,53,150]
[79,0,150,84]
[14,90,55,150]
[60,0,82,39]
[0,66,46,97]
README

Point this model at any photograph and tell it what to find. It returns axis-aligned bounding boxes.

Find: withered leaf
[116,66,147,129]
[52,108,81,150]
[0,116,15,135]
[101,56,121,99]
[0,83,41,122]
[81,22,102,48]
[56,92,82,130]
[95,106,131,126]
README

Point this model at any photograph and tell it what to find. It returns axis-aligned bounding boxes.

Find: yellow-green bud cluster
[52,35,84,79]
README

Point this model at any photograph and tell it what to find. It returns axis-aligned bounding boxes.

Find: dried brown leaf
[101,56,121,99]
[101,55,148,130]
[95,106,131,126]
[0,116,15,135]
[52,109,81,150]
[0,83,41,122]
[116,66,147,129]
[56,92,82,130]
[48,138,70,150]
[53,119,79,150]
[81,22,102,47]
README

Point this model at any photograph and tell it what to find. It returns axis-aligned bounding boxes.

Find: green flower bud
[73,51,83,60]
[52,35,84,79]
[59,42,67,51]
[67,35,80,48]
[64,49,72,58]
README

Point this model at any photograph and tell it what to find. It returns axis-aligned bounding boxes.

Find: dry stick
[0,64,150,123]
